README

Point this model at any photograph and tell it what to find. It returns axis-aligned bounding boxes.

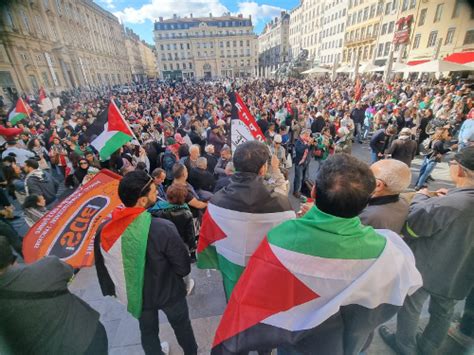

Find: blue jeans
[138,297,197,355]
[293,163,308,194]
[355,122,363,142]
[395,287,456,355]
[370,150,379,164]
[415,156,437,188]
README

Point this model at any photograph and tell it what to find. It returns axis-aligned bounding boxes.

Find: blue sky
[94,0,299,44]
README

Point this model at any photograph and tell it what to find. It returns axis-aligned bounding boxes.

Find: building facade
[406,0,474,64]
[258,12,290,77]
[0,0,132,98]
[342,0,384,65]
[154,13,257,80]
[319,0,349,66]
[289,4,304,60]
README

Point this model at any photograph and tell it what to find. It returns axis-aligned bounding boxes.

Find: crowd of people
[0,76,473,355]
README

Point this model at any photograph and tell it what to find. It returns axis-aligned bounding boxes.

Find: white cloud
[236,1,286,26]
[113,0,229,24]
[98,0,115,10]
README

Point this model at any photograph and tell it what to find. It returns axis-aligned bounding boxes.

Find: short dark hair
[233,141,269,174]
[23,194,40,209]
[0,236,15,269]
[172,163,186,179]
[315,154,375,218]
[118,170,153,207]
[25,159,39,170]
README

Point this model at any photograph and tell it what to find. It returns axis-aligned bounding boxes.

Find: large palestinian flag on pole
[211,206,422,354]
[229,91,265,153]
[99,207,151,318]
[197,180,296,299]
[85,100,134,161]
[8,98,33,125]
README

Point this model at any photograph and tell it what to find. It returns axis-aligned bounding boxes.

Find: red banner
[23,170,122,268]
[230,92,266,152]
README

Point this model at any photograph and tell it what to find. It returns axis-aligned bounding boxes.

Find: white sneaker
[161,341,170,355]
[186,278,195,296]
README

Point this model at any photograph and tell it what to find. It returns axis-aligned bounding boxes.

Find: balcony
[345,34,377,46]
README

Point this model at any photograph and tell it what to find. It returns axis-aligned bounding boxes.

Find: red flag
[286,101,293,116]
[354,77,362,101]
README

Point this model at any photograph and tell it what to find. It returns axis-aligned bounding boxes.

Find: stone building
[153,13,258,80]
[258,12,290,77]
[342,0,384,65]
[0,0,132,98]
[319,0,349,66]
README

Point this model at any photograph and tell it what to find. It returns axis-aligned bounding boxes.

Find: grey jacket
[25,169,58,205]
[359,194,409,234]
[402,188,474,299]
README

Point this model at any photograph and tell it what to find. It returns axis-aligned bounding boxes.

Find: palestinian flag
[197,178,295,299]
[354,76,362,101]
[85,100,134,160]
[212,206,422,353]
[99,207,151,318]
[8,98,33,125]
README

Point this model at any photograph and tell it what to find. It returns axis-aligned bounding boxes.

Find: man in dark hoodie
[23,159,58,207]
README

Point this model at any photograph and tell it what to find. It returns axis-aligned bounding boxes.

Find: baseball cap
[454,146,474,171]
[274,134,282,143]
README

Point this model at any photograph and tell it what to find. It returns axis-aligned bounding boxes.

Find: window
[385,3,391,15]
[363,7,368,21]
[418,8,427,26]
[434,4,443,22]
[176,63,179,69]
[56,0,62,14]
[160,44,164,50]
[413,34,421,48]
[189,62,192,69]
[370,4,376,18]
[21,10,30,32]
[163,64,167,70]
[4,7,14,29]
[373,23,379,36]
[410,0,416,9]
[445,28,455,45]
[384,42,391,56]
[452,0,462,18]
[388,21,395,33]
[427,30,437,47]
[464,30,474,45]
[402,0,408,11]
[381,23,388,35]
[41,72,50,87]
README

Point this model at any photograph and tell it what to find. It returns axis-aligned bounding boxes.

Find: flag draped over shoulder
[8,98,32,125]
[85,100,134,160]
[229,91,265,153]
[211,206,422,354]
[100,207,152,318]
[196,175,296,299]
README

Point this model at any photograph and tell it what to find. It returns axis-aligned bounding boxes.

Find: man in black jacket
[95,170,197,355]
[350,102,366,144]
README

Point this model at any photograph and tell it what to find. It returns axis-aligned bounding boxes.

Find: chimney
[159,17,163,22]
[190,13,193,18]
[173,13,177,19]
[209,13,212,18]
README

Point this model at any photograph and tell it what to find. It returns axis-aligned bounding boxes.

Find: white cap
[274,134,282,143]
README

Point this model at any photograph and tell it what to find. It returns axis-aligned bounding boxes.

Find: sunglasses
[139,174,154,196]
[79,161,88,165]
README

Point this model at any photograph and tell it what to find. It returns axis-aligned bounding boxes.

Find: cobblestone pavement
[69,143,464,354]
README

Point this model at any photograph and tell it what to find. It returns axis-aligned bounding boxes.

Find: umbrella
[336,65,353,73]
[301,66,331,74]
[370,62,407,72]
[359,62,380,73]
[395,59,473,73]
